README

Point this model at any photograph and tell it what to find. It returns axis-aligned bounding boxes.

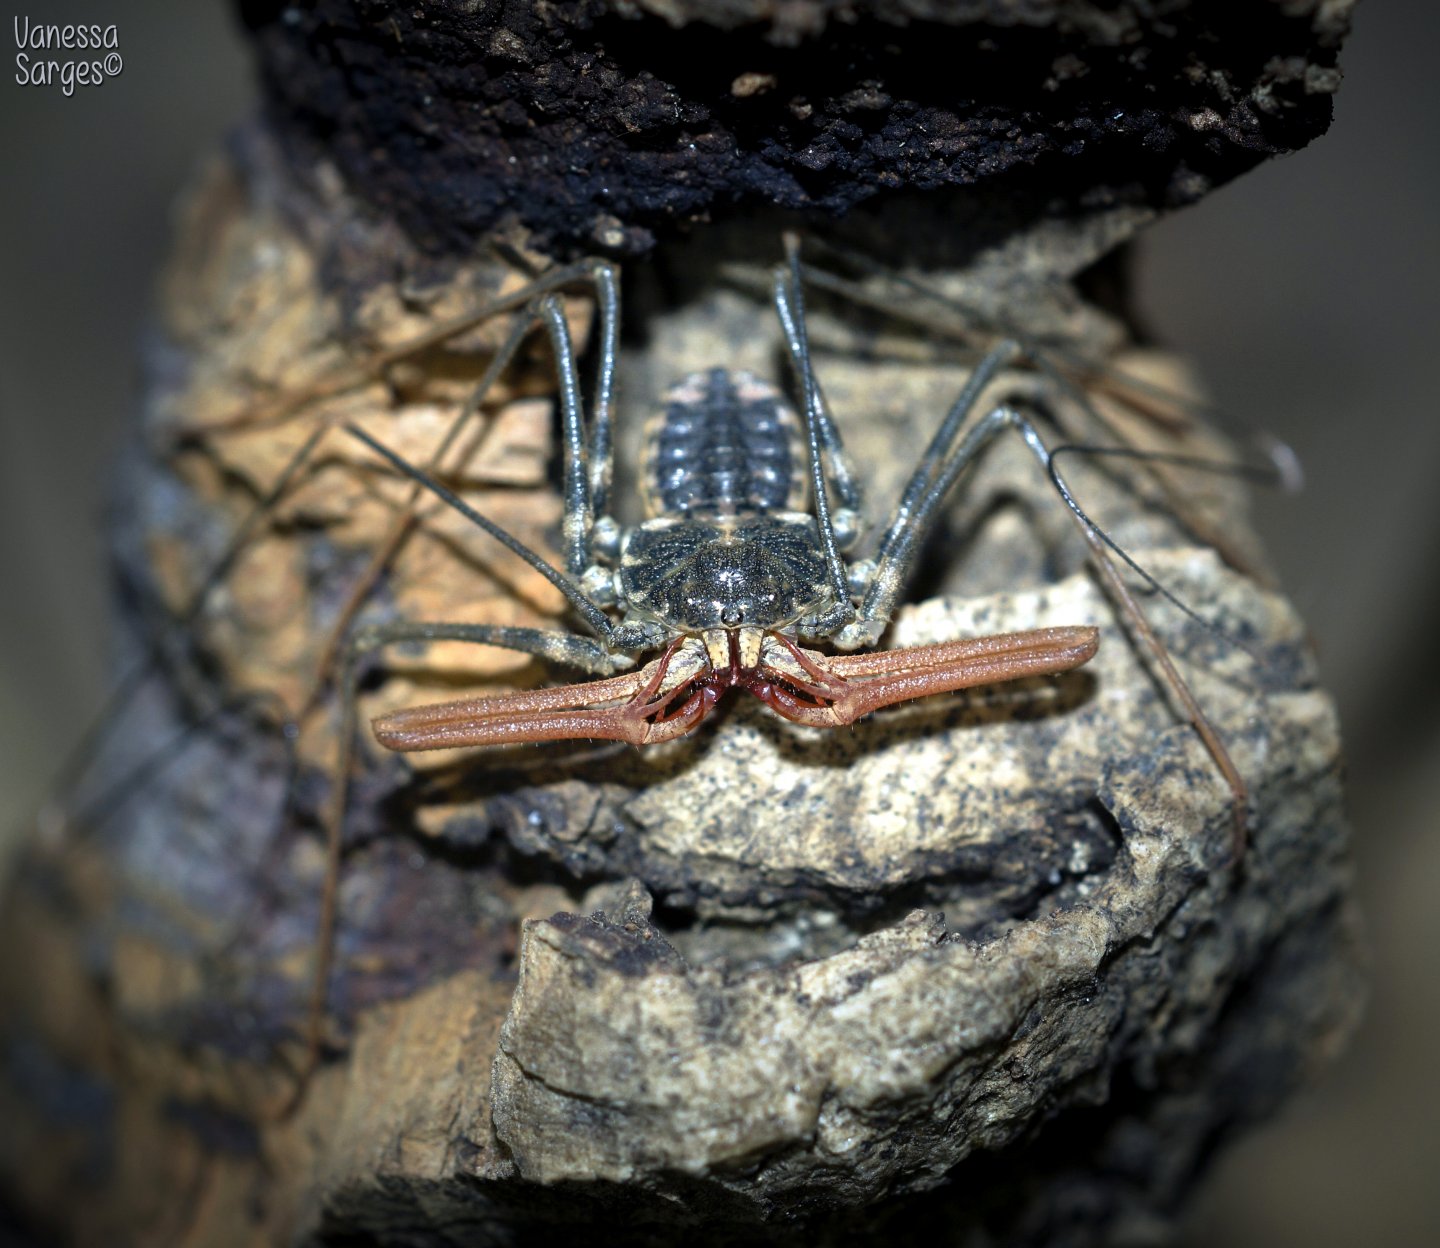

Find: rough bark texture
[237,0,1349,256]
[0,3,1359,1246]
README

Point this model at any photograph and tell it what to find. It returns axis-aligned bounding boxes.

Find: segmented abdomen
[642,369,807,519]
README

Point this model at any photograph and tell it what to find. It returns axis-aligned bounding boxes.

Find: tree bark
[0,3,1360,1245]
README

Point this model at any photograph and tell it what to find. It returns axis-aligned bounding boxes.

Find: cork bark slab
[0,3,1359,1245]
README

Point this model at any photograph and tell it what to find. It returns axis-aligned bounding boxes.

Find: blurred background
[0,2,1433,1242]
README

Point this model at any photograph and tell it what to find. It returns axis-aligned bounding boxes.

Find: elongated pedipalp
[372,625,1098,752]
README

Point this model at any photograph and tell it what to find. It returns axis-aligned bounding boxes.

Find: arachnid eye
[721,606,744,626]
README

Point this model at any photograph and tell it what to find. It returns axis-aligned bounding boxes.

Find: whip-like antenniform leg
[773,248,1247,848]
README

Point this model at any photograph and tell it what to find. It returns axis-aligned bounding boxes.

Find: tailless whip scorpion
[47,232,1275,1110]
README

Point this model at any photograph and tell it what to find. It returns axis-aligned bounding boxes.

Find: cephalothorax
[354,251,1105,757]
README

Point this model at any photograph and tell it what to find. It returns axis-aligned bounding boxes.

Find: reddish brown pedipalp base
[371,625,1100,753]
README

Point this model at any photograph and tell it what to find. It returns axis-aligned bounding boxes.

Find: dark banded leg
[842,401,1250,853]
[273,617,628,1117]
